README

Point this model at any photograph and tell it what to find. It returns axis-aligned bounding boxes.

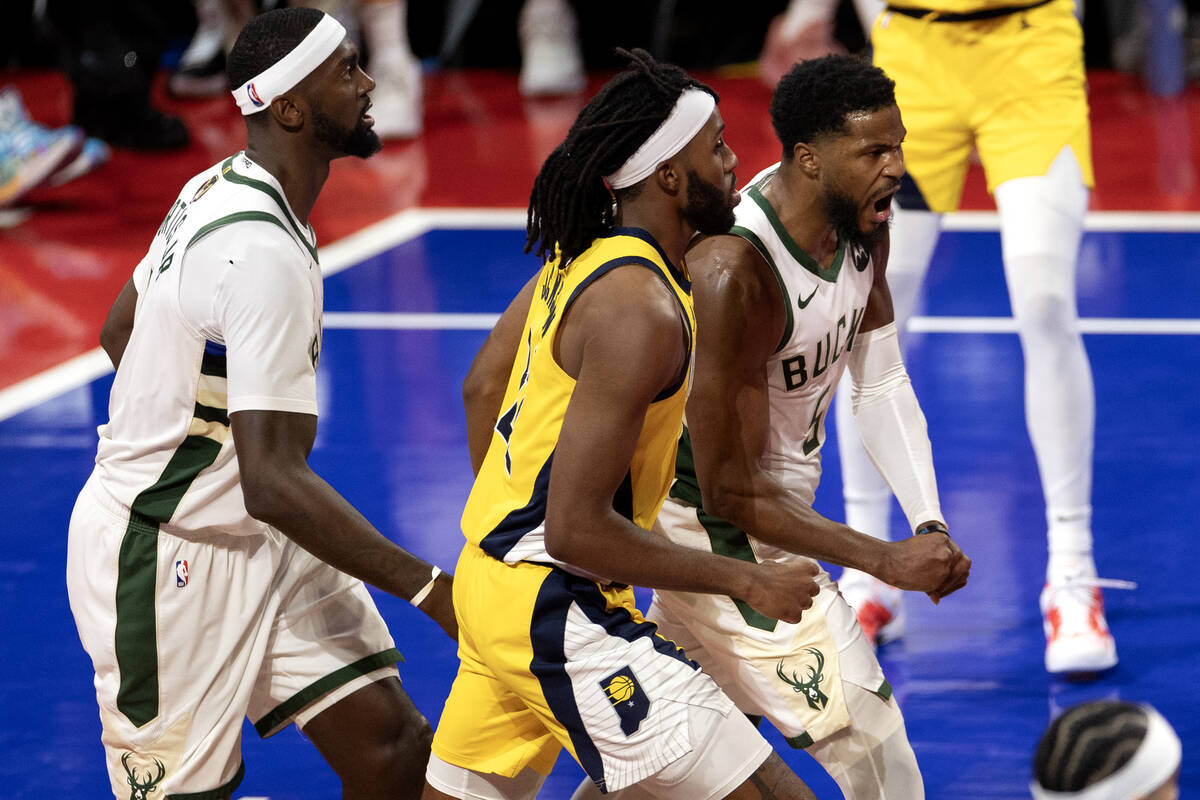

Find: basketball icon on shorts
[598,666,650,736]
[605,674,636,703]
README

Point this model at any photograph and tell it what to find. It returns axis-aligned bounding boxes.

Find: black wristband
[915,520,949,536]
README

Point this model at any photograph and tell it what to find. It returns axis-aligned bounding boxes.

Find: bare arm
[463,272,539,475]
[100,277,138,370]
[686,234,963,595]
[232,409,456,639]
[544,266,818,623]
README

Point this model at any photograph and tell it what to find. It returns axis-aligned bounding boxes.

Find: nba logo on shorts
[175,560,189,587]
[598,666,650,736]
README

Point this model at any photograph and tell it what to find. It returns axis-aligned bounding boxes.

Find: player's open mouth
[872,192,895,223]
[361,103,374,127]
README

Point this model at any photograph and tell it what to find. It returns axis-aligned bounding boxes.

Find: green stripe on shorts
[253,648,405,737]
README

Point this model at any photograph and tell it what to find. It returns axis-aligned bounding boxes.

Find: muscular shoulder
[686,233,785,352]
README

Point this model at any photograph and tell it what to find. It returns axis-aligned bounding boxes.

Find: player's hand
[881,533,971,603]
[759,15,847,88]
[741,560,821,623]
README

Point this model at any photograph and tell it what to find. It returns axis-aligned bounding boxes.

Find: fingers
[930,551,971,603]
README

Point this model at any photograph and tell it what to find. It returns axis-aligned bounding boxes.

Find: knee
[345,713,434,797]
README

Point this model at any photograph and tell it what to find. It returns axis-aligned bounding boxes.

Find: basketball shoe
[839,567,904,647]
[0,87,84,208]
[1040,575,1135,674]
[518,0,585,97]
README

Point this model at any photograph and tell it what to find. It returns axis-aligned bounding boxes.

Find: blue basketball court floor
[2,213,1197,798]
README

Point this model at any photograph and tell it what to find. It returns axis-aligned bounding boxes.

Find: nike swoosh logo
[797,287,818,309]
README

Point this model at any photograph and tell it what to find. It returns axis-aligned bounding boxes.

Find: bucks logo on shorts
[776,647,829,711]
[121,752,166,799]
[599,665,650,736]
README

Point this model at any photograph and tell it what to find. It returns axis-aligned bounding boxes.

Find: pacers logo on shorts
[599,666,650,736]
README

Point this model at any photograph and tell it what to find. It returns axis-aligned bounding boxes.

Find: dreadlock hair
[525,48,718,267]
[770,54,896,162]
[1033,700,1151,792]
[226,7,326,94]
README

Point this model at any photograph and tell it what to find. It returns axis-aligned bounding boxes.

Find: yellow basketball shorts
[871,0,1094,212]
[432,543,738,794]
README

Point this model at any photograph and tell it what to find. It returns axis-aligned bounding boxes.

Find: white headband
[1031,706,1181,800]
[604,88,717,190]
[232,14,347,115]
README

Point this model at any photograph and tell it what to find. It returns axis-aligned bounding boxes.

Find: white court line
[3,210,1198,422]
[0,349,115,422]
[907,316,1200,335]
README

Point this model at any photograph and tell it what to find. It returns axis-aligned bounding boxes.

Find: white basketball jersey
[92,153,322,536]
[733,163,874,507]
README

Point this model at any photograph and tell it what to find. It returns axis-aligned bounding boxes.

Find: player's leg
[993,148,1115,673]
[303,677,433,799]
[247,543,426,797]
[972,0,1117,673]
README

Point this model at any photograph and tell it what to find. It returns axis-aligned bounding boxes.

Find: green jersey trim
[729,224,793,354]
[745,182,846,283]
[166,762,246,800]
[217,156,319,262]
[186,210,297,256]
[253,648,405,737]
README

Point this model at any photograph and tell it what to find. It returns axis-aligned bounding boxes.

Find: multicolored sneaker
[47,136,111,187]
[0,87,83,208]
[839,568,905,647]
[1040,576,1136,674]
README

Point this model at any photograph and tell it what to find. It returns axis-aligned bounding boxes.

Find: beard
[684,169,737,235]
[312,102,382,159]
[826,184,889,253]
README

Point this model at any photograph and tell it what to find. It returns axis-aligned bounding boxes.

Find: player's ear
[269,95,304,132]
[655,159,682,196]
[794,142,820,179]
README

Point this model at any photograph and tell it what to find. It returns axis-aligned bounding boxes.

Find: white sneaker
[518,0,585,97]
[1040,576,1135,674]
[839,568,904,647]
[369,56,422,140]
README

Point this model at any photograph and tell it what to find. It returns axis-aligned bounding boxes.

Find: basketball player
[570,55,968,800]
[424,49,823,800]
[67,9,453,798]
[825,0,1124,675]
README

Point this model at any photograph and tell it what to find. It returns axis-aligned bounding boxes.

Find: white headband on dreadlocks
[604,88,716,190]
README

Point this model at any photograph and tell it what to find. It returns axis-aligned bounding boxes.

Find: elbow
[700,474,753,526]
[240,474,290,527]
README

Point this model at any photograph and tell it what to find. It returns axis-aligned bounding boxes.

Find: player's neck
[244,143,329,227]
[761,172,839,266]
[613,203,693,268]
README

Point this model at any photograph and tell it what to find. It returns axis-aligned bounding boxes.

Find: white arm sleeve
[194,226,320,416]
[848,322,944,530]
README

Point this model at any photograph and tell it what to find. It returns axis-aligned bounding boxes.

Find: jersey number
[495,330,534,475]
[802,386,831,456]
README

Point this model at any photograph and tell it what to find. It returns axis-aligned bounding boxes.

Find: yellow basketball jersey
[462,227,695,569]
[886,0,1065,17]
